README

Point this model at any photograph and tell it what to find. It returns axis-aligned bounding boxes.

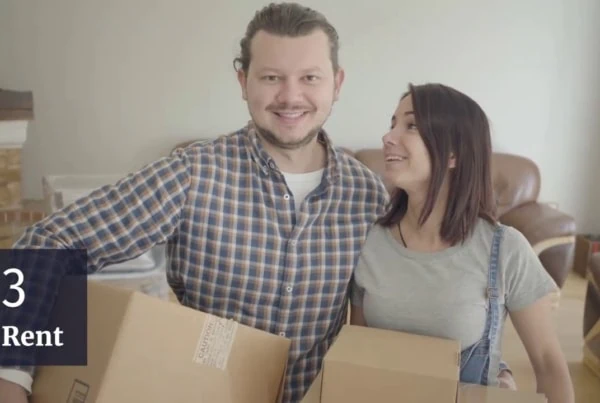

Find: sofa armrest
[584,254,600,377]
[499,202,576,255]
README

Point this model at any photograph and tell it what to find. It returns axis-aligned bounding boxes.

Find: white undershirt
[281,169,324,213]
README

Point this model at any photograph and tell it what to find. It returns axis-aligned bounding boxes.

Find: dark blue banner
[0,249,88,366]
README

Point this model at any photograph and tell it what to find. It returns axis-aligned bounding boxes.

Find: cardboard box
[301,325,547,403]
[302,325,461,403]
[31,281,291,403]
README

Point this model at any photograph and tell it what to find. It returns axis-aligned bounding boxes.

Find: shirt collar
[243,121,342,185]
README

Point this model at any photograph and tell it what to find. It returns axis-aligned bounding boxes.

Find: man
[0,3,389,402]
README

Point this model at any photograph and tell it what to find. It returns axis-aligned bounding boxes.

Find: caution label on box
[193,315,238,370]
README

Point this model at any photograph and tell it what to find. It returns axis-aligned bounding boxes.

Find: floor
[501,273,599,402]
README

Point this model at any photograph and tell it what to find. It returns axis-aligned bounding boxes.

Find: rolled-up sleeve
[0,149,192,385]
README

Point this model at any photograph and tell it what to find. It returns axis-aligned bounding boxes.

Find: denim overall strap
[459,223,507,385]
[483,223,505,385]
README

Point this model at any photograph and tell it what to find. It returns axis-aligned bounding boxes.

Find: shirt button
[286,285,293,293]
[290,240,297,246]
[284,194,290,200]
[279,331,286,337]
[269,161,276,169]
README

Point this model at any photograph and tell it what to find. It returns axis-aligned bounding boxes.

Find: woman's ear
[448,152,456,169]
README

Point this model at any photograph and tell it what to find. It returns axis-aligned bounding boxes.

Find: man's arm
[0,149,192,395]
[0,370,32,396]
[0,378,28,402]
[14,152,192,264]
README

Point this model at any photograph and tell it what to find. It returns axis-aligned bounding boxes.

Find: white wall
[1,0,599,232]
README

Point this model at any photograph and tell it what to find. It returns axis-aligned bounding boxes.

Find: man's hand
[0,378,28,402]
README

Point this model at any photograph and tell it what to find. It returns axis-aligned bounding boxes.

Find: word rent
[2,326,64,347]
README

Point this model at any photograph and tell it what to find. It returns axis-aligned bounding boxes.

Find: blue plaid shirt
[5,123,388,402]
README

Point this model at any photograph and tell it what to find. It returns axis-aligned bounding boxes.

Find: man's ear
[333,67,345,102]
[448,152,456,169]
[237,69,248,100]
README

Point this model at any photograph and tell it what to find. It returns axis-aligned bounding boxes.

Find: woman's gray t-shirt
[350,219,557,350]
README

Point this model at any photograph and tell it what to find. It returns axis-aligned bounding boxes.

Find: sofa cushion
[491,153,540,217]
[353,149,393,191]
[498,202,576,247]
[353,149,542,215]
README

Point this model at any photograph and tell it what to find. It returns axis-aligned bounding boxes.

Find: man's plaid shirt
[8,123,388,402]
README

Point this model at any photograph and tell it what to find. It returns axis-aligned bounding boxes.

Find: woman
[350,83,574,403]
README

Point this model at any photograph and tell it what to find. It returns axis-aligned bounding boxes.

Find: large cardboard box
[301,325,547,403]
[31,281,291,403]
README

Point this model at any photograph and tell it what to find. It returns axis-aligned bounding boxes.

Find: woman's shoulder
[498,223,534,257]
[482,221,558,301]
[359,223,405,263]
[364,222,392,239]
[472,219,531,255]
[363,223,393,249]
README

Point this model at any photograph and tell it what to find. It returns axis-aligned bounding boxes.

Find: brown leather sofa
[351,148,576,290]
[584,254,600,378]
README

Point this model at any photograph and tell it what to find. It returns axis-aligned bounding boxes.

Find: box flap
[320,325,460,403]
[325,325,460,378]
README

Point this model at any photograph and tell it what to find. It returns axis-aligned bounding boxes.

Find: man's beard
[255,124,321,150]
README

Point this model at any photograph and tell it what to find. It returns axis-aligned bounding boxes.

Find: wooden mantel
[0,88,34,121]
